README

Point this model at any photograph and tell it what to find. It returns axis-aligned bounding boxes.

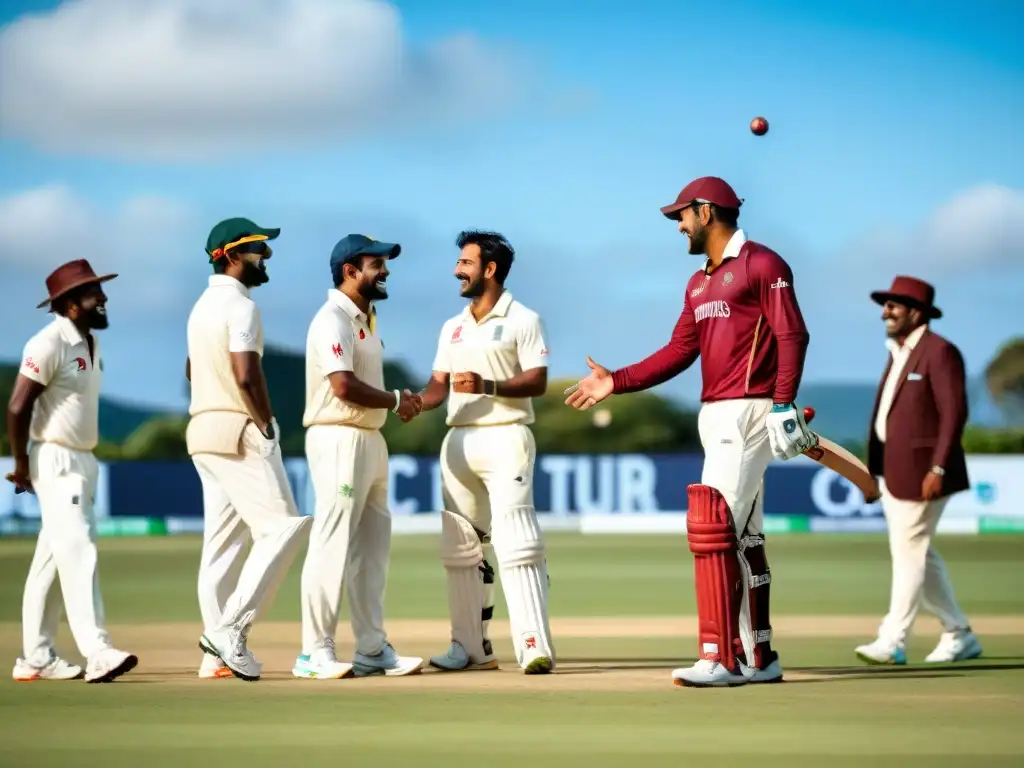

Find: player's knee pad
[440,509,484,569]
[685,484,744,670]
[739,532,774,658]
[490,505,545,568]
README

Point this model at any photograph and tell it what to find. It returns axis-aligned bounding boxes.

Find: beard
[687,225,708,255]
[361,278,388,302]
[240,260,269,287]
[458,274,484,298]
[86,306,109,330]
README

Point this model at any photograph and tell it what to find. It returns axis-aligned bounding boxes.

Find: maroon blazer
[867,329,970,501]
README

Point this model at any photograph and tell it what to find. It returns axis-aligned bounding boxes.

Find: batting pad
[217,515,311,632]
[686,484,743,672]
[491,505,554,665]
[739,533,773,668]
[440,510,491,662]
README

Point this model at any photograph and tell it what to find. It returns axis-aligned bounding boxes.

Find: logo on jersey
[22,357,40,374]
[492,324,504,341]
[523,634,537,650]
[723,271,734,285]
[771,278,790,289]
[359,329,366,340]
[451,326,463,343]
[694,300,731,322]
[331,344,343,358]
[74,357,87,371]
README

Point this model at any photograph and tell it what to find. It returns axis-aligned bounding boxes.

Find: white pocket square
[907,372,922,381]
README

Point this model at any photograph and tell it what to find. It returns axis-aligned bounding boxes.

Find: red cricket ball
[750,116,769,136]
[803,406,816,424]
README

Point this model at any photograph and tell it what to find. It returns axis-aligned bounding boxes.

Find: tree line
[2,337,1023,460]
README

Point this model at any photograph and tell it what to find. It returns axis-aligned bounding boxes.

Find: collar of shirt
[703,228,747,272]
[328,288,371,324]
[54,314,86,347]
[208,274,251,298]
[885,323,928,355]
[462,289,513,323]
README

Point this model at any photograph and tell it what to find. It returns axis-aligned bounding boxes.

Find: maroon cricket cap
[660,176,744,220]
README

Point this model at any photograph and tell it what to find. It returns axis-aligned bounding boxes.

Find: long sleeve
[928,342,968,470]
[748,249,810,403]
[611,299,700,394]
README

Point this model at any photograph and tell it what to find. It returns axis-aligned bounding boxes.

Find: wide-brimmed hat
[870,275,942,319]
[37,259,118,309]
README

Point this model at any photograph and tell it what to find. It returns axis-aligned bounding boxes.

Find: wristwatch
[930,465,945,476]
[483,379,496,396]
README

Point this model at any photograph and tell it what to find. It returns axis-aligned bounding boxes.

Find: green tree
[120,416,189,460]
[985,337,1024,425]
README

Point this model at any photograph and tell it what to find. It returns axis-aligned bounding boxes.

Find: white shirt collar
[54,315,86,347]
[208,274,251,298]
[703,228,747,271]
[462,289,513,323]
[328,288,370,323]
[886,323,928,354]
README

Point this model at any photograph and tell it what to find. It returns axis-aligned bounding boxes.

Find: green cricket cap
[206,217,281,261]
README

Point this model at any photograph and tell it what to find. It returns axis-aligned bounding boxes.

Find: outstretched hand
[397,389,423,422]
[564,356,614,411]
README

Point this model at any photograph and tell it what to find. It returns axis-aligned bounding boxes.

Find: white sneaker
[200,622,261,682]
[855,638,907,665]
[198,653,233,679]
[352,642,423,677]
[12,654,83,682]
[429,641,499,672]
[293,639,355,679]
[672,658,748,687]
[743,656,784,684]
[84,648,138,683]
[925,630,982,663]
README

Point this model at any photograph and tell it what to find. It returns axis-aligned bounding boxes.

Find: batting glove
[765,403,817,461]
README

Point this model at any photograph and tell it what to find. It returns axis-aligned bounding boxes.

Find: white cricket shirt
[432,290,549,427]
[302,289,387,430]
[185,275,264,455]
[19,315,103,451]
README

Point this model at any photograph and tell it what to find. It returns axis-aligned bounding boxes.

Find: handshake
[395,389,423,423]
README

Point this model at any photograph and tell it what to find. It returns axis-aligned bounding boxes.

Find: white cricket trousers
[697,398,774,533]
[877,480,970,645]
[300,425,392,656]
[22,442,113,664]
[193,423,310,635]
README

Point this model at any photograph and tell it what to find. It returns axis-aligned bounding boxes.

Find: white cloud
[924,184,1024,270]
[0,0,526,161]
[0,185,195,309]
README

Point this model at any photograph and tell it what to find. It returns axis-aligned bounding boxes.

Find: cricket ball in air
[750,116,769,136]
[803,406,815,424]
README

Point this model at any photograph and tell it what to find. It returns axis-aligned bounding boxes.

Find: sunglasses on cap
[229,239,272,257]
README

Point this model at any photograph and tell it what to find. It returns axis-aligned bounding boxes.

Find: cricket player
[186,218,311,682]
[292,234,424,679]
[566,177,815,687]
[7,259,137,683]
[419,230,555,675]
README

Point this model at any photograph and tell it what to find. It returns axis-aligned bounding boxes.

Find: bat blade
[803,434,880,503]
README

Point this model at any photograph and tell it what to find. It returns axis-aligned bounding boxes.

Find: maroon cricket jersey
[611,240,809,404]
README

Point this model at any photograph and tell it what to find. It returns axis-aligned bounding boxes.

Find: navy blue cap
[330,235,401,274]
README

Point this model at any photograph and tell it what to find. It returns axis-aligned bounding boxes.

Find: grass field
[0,533,1022,767]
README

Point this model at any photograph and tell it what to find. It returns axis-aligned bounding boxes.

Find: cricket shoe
[84,648,138,683]
[198,653,234,679]
[742,655,784,684]
[429,641,499,672]
[924,630,982,663]
[352,642,423,677]
[200,620,261,682]
[671,659,749,688]
[292,638,355,679]
[12,653,83,682]
[854,638,907,665]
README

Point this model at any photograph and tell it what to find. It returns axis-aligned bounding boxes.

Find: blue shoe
[292,640,353,679]
[352,642,423,677]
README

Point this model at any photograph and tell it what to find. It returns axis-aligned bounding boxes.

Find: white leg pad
[440,510,492,662]
[217,515,311,631]
[490,505,554,666]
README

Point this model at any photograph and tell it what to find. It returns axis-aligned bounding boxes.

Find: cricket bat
[801,407,880,503]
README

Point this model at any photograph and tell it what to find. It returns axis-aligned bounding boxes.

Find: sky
[1,0,1022,411]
